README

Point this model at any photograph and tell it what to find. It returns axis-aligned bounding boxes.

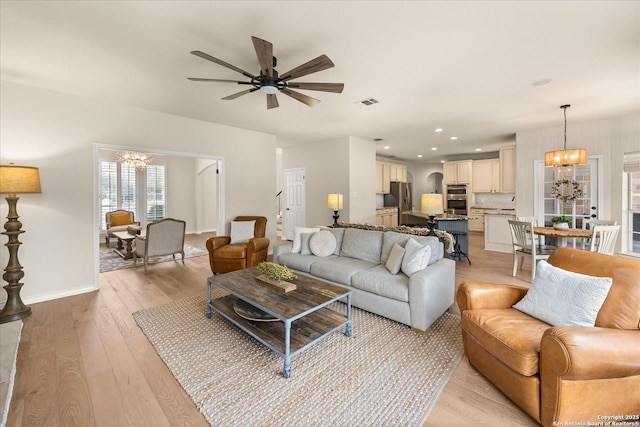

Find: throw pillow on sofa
[309,230,337,257]
[513,260,613,327]
[385,242,405,274]
[292,226,320,253]
[300,233,314,255]
[401,238,431,276]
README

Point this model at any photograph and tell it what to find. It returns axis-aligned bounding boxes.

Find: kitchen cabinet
[376,208,398,227]
[443,160,472,185]
[376,161,407,194]
[473,159,500,193]
[376,161,391,194]
[468,208,487,232]
[499,145,516,193]
[484,213,516,252]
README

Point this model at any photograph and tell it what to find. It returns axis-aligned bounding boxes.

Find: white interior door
[284,168,306,240]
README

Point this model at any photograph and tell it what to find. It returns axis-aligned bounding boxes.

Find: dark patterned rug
[100,244,208,273]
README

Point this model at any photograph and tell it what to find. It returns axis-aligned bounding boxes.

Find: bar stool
[449,231,471,265]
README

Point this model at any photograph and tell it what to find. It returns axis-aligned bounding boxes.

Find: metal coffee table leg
[283,320,291,378]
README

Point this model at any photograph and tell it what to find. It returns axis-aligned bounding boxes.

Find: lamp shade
[327,193,343,210]
[421,194,444,215]
[0,164,42,194]
[544,149,588,167]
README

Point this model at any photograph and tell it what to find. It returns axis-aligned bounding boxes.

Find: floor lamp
[0,163,42,323]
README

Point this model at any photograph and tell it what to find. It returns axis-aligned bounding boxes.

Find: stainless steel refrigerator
[384,182,413,225]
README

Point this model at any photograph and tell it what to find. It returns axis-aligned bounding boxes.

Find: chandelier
[544,104,588,167]
[116,151,153,171]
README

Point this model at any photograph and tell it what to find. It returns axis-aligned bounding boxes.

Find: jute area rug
[134,292,463,426]
[99,244,207,273]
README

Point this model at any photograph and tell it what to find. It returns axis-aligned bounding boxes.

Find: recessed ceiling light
[384,146,390,150]
[417,154,423,158]
[434,128,443,133]
[431,147,438,151]
[532,78,552,86]
[475,148,482,152]
[440,160,445,163]
[450,136,458,140]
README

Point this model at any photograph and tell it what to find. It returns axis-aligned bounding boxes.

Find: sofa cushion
[385,243,405,274]
[310,256,378,286]
[381,231,443,265]
[513,260,613,327]
[278,253,332,273]
[401,239,432,276]
[340,228,383,264]
[461,308,550,377]
[351,265,409,302]
[309,230,337,257]
[300,233,314,255]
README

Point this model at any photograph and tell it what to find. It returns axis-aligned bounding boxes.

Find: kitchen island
[403,211,473,262]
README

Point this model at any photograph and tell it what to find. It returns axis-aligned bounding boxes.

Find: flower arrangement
[257,262,297,282]
[551,178,584,202]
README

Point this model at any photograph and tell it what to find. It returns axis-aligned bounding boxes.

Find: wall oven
[446,184,468,215]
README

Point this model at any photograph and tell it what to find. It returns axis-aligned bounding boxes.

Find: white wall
[0,81,276,304]
[348,137,376,224]
[515,111,640,253]
[409,162,446,205]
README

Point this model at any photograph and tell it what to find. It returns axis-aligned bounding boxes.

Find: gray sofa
[273,227,455,332]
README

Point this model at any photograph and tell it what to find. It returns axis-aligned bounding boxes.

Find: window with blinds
[99,161,166,230]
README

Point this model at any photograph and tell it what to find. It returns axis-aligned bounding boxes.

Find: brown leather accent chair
[457,248,640,426]
[206,216,269,274]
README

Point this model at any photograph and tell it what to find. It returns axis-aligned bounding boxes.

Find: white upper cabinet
[473,159,500,193]
[443,160,472,184]
[499,145,516,193]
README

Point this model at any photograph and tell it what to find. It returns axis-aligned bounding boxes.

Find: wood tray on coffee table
[206,267,352,378]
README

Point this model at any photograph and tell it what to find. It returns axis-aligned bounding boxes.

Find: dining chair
[581,219,617,249]
[508,220,555,281]
[516,216,540,246]
[589,225,621,255]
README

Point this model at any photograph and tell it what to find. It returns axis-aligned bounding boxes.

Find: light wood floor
[6,231,540,426]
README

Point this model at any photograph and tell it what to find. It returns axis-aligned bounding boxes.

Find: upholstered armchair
[457,248,640,427]
[134,218,186,272]
[105,209,139,247]
[206,216,269,274]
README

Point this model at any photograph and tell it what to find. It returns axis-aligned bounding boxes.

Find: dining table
[533,226,593,248]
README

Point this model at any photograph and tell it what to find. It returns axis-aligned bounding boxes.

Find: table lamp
[327,193,343,227]
[0,163,42,323]
[421,193,443,236]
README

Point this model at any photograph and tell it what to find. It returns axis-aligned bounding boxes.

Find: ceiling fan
[188,36,344,109]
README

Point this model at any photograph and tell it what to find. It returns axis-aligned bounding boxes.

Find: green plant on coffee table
[257,262,297,282]
[551,215,570,224]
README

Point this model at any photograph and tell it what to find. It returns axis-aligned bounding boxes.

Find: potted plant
[551,215,571,229]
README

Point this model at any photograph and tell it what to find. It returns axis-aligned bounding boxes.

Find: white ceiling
[1,1,638,163]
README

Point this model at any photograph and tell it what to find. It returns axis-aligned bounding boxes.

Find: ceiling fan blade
[251,36,273,78]
[285,82,344,93]
[267,94,279,109]
[190,51,257,79]
[280,88,320,107]
[222,88,258,100]
[188,78,245,83]
[280,54,335,81]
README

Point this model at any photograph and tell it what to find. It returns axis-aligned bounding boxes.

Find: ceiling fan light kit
[189,36,344,109]
[544,104,588,167]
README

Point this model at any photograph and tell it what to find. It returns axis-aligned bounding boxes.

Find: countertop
[403,210,477,221]
[470,206,515,215]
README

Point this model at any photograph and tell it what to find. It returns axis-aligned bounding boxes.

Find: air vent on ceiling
[373,138,384,142]
[359,97,379,106]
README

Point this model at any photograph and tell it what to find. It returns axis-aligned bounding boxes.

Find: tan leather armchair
[206,216,269,274]
[457,248,640,426]
[105,209,139,248]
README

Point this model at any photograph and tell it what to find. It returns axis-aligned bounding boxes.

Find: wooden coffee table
[111,230,138,259]
[206,267,352,378]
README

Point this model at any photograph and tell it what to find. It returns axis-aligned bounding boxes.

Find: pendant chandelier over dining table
[544,104,588,167]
